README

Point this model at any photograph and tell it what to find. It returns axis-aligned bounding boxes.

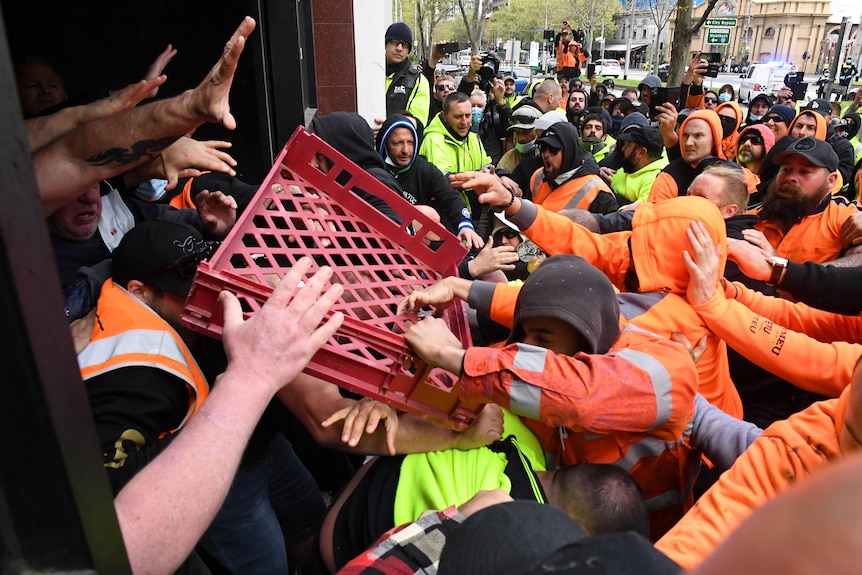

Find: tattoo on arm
[85,136,177,167]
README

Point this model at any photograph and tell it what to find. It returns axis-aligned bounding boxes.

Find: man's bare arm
[33,16,255,215]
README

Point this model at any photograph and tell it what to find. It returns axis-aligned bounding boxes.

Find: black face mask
[719,115,737,140]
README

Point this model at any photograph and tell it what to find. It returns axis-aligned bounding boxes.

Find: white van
[738,62,795,103]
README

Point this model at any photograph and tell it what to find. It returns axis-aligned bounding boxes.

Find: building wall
[312,0,359,115]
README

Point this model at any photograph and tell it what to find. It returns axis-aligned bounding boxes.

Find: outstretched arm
[114,257,343,575]
[34,16,255,215]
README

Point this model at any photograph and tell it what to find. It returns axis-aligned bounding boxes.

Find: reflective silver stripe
[79,329,193,384]
[610,348,674,429]
[509,380,542,420]
[531,168,544,198]
[614,434,682,471]
[617,291,666,320]
[513,343,547,371]
[562,177,602,211]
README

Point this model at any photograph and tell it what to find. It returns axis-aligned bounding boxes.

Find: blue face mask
[612,115,623,132]
[749,114,762,122]
[472,107,484,125]
[718,92,731,103]
[135,178,168,202]
[515,139,537,154]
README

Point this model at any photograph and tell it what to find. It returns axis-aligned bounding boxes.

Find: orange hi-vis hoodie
[656,388,852,570]
[648,110,725,203]
[690,278,862,397]
[715,101,744,161]
[504,195,742,418]
[462,279,702,536]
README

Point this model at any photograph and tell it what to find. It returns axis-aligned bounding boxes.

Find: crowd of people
[21,14,862,574]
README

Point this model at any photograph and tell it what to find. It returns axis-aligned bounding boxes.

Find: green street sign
[705,18,737,27]
[707,27,731,45]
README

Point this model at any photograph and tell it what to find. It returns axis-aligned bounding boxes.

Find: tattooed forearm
[85,136,178,167]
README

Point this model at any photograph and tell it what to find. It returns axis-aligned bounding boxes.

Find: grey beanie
[507,255,621,354]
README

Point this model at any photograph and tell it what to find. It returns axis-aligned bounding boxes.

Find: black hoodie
[375,115,472,235]
[311,112,402,223]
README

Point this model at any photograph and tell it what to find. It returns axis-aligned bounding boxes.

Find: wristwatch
[765,256,788,286]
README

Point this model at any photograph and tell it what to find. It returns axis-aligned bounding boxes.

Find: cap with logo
[773,136,839,172]
[112,220,216,297]
[803,98,833,116]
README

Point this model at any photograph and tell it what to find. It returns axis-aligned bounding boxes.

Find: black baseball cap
[537,124,565,149]
[803,98,832,116]
[112,220,217,297]
[616,126,664,155]
[773,136,840,172]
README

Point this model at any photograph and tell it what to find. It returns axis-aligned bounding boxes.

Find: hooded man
[384,22,431,123]
[448,172,742,422]
[735,124,775,176]
[637,74,663,115]
[742,93,772,127]
[375,114,481,245]
[402,254,703,537]
[579,108,616,163]
[715,102,744,161]
[310,112,404,224]
[648,110,726,202]
[800,98,856,193]
[529,121,618,214]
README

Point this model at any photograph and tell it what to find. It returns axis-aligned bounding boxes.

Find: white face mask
[515,139,537,154]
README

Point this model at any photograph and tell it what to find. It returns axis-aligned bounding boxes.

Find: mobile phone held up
[440,42,460,55]
[702,52,721,78]
[649,86,680,119]
[587,63,596,78]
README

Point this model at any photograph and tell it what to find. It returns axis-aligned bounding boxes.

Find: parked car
[594,59,621,78]
[657,63,670,82]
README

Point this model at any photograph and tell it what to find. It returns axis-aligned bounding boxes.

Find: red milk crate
[182,126,484,430]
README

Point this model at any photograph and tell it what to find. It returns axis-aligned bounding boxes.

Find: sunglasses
[704,97,718,103]
[139,241,220,281]
[538,142,561,154]
[510,114,536,126]
[763,115,786,124]
[740,135,764,146]
[435,84,455,91]
[494,228,521,241]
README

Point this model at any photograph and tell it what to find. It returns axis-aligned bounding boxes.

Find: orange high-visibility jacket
[530,170,612,213]
[78,279,209,432]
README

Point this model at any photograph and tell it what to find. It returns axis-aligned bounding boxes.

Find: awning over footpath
[601,41,650,52]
